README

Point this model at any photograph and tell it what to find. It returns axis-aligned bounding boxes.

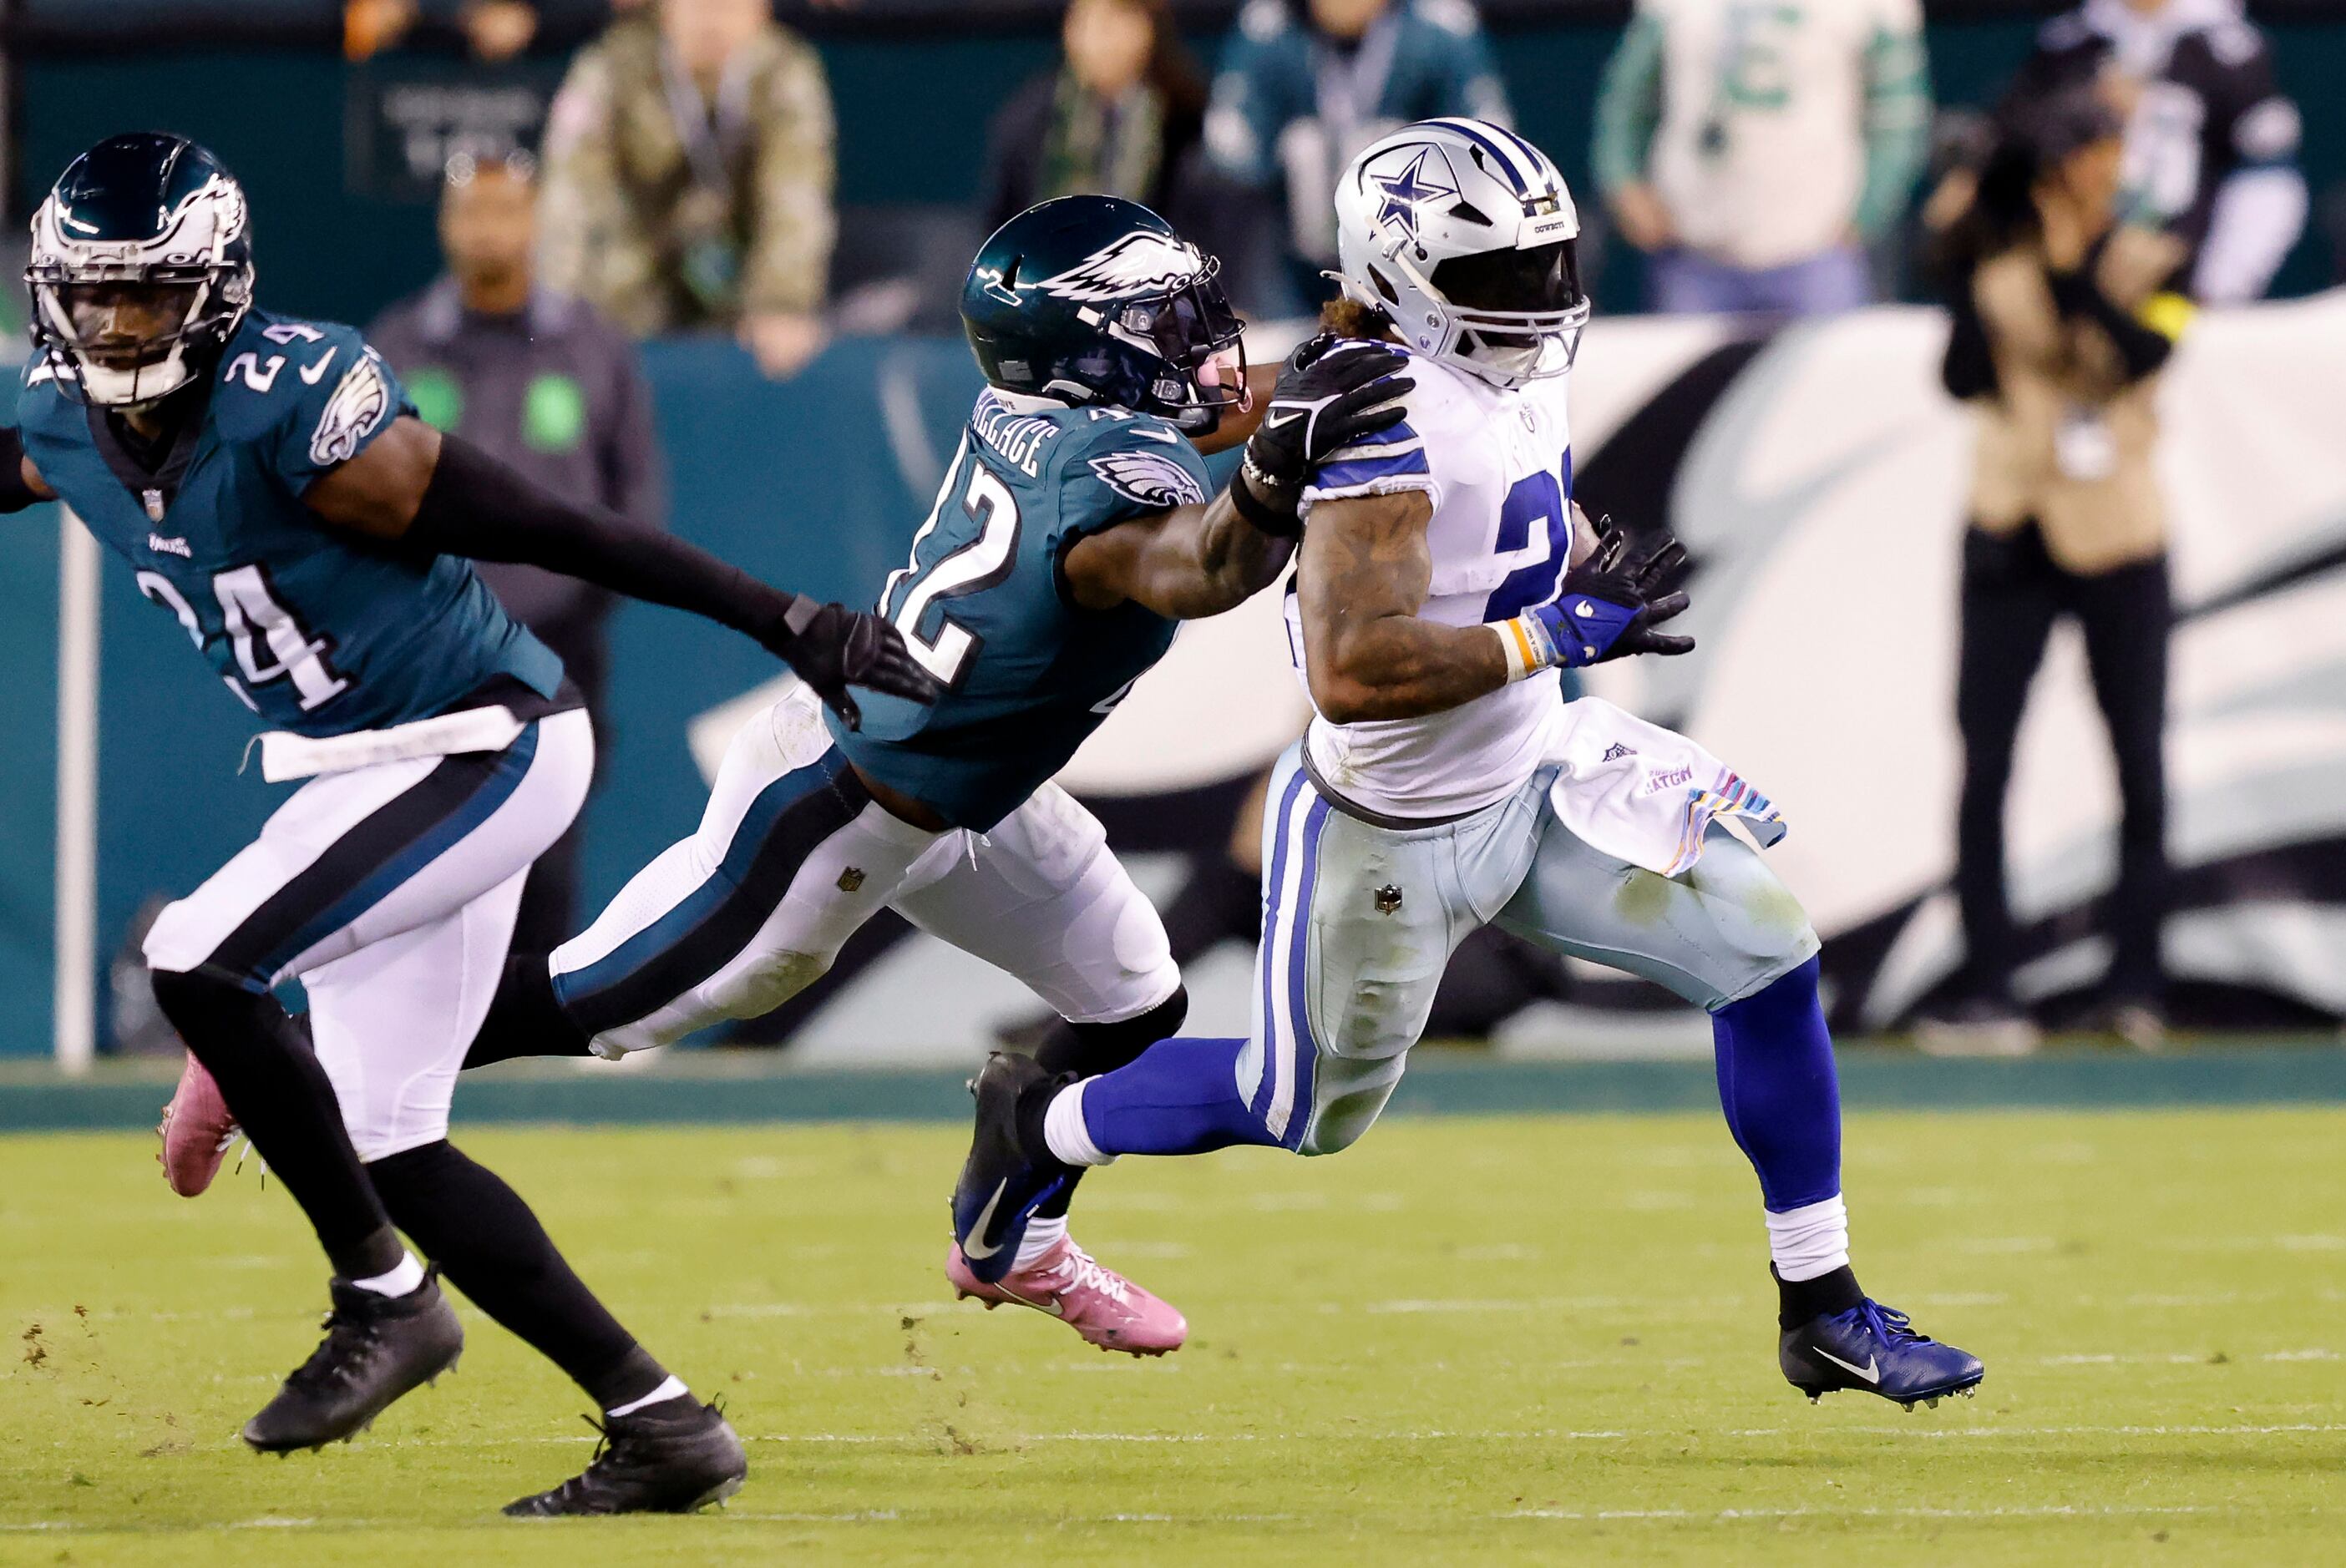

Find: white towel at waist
[1543,697,1786,878]
[255,705,529,783]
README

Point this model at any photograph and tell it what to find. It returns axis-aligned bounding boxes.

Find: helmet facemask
[25,156,256,410]
[1331,120,1592,391]
[32,269,245,407]
[1090,259,1250,434]
[1425,236,1588,383]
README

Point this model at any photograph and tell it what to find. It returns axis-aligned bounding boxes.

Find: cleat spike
[1903,1401,1915,1412]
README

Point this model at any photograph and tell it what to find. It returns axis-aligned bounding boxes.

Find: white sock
[1042,1080,1116,1167]
[349,1252,426,1298]
[1015,1215,1068,1271]
[605,1375,690,1418]
[1766,1194,1850,1282]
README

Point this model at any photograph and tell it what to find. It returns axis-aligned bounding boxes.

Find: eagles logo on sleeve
[1089,449,1208,508]
[309,351,393,468]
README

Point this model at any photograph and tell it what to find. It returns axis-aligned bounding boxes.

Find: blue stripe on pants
[254,724,543,983]
[1254,771,1332,1148]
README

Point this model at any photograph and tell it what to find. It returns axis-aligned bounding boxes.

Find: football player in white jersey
[951,119,1984,1410]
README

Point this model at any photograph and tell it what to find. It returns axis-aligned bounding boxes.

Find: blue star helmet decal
[1371,147,1461,239]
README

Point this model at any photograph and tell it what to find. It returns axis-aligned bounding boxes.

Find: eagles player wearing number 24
[954,119,1987,1415]
[0,134,940,1515]
[453,194,1412,1354]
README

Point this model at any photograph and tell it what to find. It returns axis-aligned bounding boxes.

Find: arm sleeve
[1941,278,1998,401]
[0,428,44,513]
[1853,1,1933,241]
[1300,361,1442,517]
[1590,10,1666,199]
[2045,266,2182,382]
[410,432,802,642]
[742,32,838,317]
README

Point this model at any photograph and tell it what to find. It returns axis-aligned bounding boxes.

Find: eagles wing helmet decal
[309,352,394,467]
[1038,231,1207,303]
[1089,449,1208,508]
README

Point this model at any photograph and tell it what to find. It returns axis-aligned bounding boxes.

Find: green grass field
[2,1109,2340,1565]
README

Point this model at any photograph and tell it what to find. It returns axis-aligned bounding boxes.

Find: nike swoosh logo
[1816,1347,1881,1383]
[1132,426,1180,443]
[961,1181,1010,1260]
[1264,410,1305,428]
[299,346,340,386]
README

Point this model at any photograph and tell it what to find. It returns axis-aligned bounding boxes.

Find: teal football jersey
[16,308,562,737]
[829,391,1212,831]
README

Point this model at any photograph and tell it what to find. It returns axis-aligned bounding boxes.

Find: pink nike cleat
[947,1237,1187,1357]
[156,1051,239,1197]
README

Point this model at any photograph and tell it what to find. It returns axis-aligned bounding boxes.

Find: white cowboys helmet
[26,133,256,407]
[1331,118,1589,389]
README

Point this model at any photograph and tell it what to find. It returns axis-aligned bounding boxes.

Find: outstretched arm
[0,429,57,513]
[1299,489,1507,723]
[1061,479,1296,620]
[304,415,940,726]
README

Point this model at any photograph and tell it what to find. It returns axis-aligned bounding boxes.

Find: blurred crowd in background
[16,0,2323,1055]
[314,0,2308,351]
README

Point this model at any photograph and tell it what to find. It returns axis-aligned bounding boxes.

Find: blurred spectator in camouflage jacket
[538,0,837,378]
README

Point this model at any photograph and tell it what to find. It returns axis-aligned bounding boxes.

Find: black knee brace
[1034,984,1188,1080]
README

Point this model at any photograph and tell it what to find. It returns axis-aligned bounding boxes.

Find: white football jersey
[1288,348,1574,820]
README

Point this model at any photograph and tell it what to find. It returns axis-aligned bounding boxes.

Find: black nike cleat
[242,1268,464,1453]
[950,1052,1075,1286]
[1781,1297,1984,1409]
[503,1398,747,1517]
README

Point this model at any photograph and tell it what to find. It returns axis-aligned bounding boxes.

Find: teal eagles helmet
[26,132,256,407]
[960,195,1245,435]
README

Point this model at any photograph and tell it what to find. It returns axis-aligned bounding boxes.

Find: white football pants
[550,685,1178,1057]
[144,709,594,1160]
[1239,741,1822,1156]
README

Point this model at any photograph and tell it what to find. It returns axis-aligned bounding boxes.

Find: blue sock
[1077,1038,1279,1156]
[1710,957,1842,1211]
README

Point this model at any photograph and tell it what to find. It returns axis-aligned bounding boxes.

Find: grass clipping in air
[0,1111,2340,1564]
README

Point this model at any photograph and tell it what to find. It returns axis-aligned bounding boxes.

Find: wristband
[1488,615,1552,682]
[1229,467,1300,537]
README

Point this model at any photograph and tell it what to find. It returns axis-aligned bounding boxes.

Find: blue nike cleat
[949,1053,1074,1286]
[1780,1298,1984,1409]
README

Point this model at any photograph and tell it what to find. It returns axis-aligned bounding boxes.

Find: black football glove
[762,601,945,731]
[1532,522,1695,667]
[1236,333,1415,535]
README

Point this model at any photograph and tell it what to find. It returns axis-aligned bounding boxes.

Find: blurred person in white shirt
[1593,0,1933,315]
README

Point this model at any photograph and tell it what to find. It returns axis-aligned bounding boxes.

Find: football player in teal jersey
[0,134,939,1514]
[455,195,1411,1354]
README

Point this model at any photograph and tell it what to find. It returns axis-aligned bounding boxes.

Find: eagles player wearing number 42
[0,133,940,1515]
[453,193,1414,1354]
[952,119,1986,1415]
